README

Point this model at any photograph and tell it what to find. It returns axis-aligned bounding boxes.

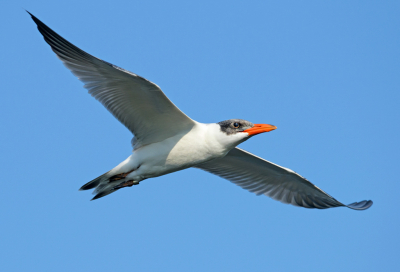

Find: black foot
[113,180,139,190]
[109,170,134,182]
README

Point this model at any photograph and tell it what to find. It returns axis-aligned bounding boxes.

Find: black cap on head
[218,119,254,135]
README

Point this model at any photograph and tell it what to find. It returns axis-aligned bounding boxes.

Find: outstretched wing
[29,12,195,148]
[195,147,372,210]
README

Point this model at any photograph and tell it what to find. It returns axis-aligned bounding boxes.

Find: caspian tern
[29,12,372,210]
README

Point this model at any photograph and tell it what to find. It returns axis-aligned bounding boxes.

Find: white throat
[205,123,249,152]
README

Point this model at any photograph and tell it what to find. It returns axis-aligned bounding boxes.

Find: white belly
[123,123,235,181]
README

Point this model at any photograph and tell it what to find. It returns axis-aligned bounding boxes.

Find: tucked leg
[113,180,139,190]
[109,169,135,182]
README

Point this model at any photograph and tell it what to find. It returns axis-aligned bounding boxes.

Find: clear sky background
[1,1,399,271]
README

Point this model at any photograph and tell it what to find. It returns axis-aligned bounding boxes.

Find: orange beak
[242,124,277,136]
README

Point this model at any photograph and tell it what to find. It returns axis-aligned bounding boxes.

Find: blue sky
[1,1,399,271]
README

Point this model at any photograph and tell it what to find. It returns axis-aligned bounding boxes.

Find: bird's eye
[233,122,240,128]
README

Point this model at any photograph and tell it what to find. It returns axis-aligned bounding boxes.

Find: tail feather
[79,155,136,200]
[79,172,110,191]
[80,170,136,200]
[91,188,120,201]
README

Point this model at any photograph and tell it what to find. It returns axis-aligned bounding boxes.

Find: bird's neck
[204,123,248,153]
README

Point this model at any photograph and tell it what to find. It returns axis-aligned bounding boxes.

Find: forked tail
[80,171,138,200]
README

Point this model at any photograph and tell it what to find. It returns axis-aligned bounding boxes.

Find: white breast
[127,122,248,179]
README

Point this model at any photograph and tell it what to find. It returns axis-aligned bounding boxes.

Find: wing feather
[195,147,373,210]
[29,12,195,148]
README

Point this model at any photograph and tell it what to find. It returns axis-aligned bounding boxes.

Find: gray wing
[195,147,372,210]
[29,12,195,148]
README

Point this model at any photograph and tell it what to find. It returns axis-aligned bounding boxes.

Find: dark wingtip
[26,11,50,32]
[346,200,373,210]
[26,10,37,20]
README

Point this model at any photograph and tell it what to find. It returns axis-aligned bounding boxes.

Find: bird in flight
[28,12,372,210]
